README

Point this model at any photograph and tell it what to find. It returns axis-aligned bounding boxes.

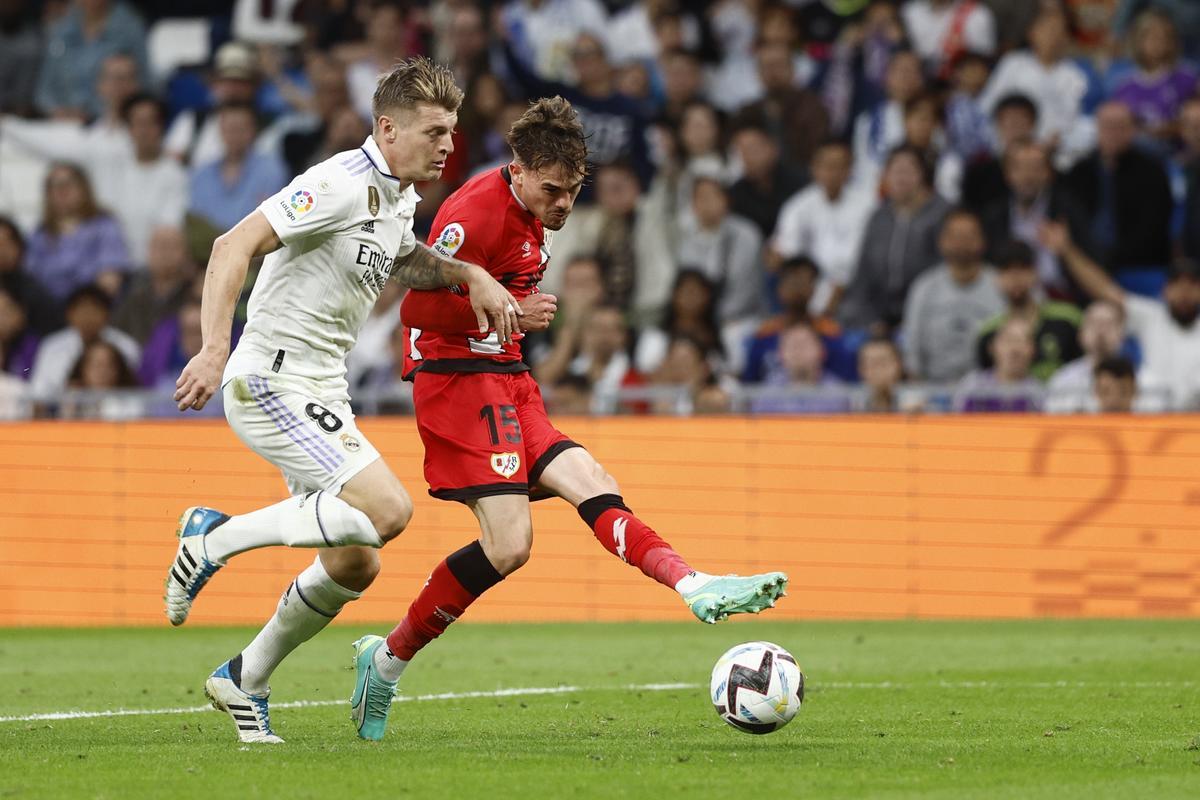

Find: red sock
[578,494,693,588]
[385,540,503,661]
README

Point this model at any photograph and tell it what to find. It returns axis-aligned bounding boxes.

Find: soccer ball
[710,641,804,734]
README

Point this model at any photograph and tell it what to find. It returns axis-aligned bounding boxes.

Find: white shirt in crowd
[850,100,904,192]
[224,136,418,403]
[501,0,608,83]
[1125,294,1200,410]
[772,184,876,309]
[902,1,997,70]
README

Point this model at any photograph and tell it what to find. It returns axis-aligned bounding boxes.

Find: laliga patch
[433,222,465,257]
[339,433,361,452]
[490,452,520,479]
[286,188,315,223]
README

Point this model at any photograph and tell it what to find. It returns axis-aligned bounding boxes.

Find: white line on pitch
[0,682,701,724]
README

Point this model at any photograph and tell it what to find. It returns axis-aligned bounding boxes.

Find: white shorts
[224,374,380,497]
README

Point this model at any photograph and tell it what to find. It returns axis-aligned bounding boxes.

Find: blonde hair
[372,56,463,121]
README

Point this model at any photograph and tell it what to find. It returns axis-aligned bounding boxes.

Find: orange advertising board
[1,415,1198,626]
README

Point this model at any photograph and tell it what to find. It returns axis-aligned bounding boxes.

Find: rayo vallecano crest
[490,452,520,478]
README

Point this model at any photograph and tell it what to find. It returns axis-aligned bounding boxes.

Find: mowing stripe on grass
[0,682,701,724]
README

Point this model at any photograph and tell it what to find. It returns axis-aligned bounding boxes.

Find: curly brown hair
[506,96,588,177]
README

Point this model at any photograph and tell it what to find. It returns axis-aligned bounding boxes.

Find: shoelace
[251,696,275,735]
[187,561,220,599]
[365,674,395,720]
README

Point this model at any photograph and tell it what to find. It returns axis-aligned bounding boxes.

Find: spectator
[901,210,1005,382]
[954,316,1043,411]
[898,93,962,202]
[677,175,767,336]
[500,0,609,85]
[743,256,854,384]
[901,0,997,77]
[188,102,289,235]
[25,163,131,304]
[979,6,1096,169]
[439,3,490,90]
[1062,101,1173,274]
[750,321,852,414]
[111,226,194,345]
[346,281,404,393]
[818,1,907,138]
[35,0,147,120]
[655,49,705,129]
[975,240,1083,382]
[856,336,906,412]
[0,216,59,335]
[1112,9,1196,141]
[59,338,142,420]
[944,51,995,163]
[980,139,1092,298]
[650,334,732,415]
[851,50,925,192]
[164,42,264,166]
[535,304,641,413]
[961,94,1038,213]
[138,298,203,391]
[0,285,38,379]
[346,2,409,120]
[841,145,952,332]
[0,0,43,115]
[1042,223,1200,409]
[772,140,875,317]
[545,373,594,415]
[670,101,728,210]
[983,0,1041,52]
[635,269,723,375]
[727,116,806,238]
[28,284,139,405]
[1046,299,1128,412]
[1093,355,1138,413]
[734,40,830,173]
[279,56,354,175]
[1113,0,1200,61]
[356,323,415,415]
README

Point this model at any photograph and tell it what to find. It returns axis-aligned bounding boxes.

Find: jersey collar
[360,136,420,209]
[502,165,531,212]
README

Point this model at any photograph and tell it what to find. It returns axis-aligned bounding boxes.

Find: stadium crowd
[1,0,1200,419]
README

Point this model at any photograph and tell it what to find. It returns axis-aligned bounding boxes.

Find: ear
[509,160,523,182]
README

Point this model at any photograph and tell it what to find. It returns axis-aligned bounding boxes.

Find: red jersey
[402,167,549,377]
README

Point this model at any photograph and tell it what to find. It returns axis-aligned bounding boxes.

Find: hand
[518,293,557,332]
[174,348,226,411]
[1038,220,1071,256]
[465,266,523,344]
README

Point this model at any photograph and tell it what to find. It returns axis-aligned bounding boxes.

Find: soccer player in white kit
[163,58,522,744]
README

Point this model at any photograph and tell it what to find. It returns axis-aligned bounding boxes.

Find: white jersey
[224,135,419,402]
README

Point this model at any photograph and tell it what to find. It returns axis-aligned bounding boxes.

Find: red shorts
[413,370,580,502]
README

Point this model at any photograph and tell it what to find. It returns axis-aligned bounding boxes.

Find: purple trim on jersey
[359,146,401,183]
[347,160,373,176]
[247,376,344,474]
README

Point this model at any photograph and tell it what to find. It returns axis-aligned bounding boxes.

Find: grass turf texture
[1,619,1198,799]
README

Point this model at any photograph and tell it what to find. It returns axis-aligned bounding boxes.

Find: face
[954,59,990,96]
[572,34,610,86]
[996,264,1038,305]
[991,319,1035,379]
[1163,276,1200,325]
[1080,302,1125,357]
[776,266,816,311]
[1135,15,1174,67]
[757,44,794,92]
[662,53,701,104]
[380,102,458,183]
[994,106,1037,150]
[80,344,122,389]
[1097,103,1136,160]
[658,338,708,385]
[582,308,626,359]
[562,259,604,307]
[1029,11,1067,60]
[0,291,26,342]
[858,342,902,392]
[0,225,21,272]
[1005,144,1051,199]
[310,61,350,120]
[616,63,651,100]
[903,101,938,149]
[218,108,257,157]
[510,161,584,230]
[673,275,712,317]
[1180,102,1200,153]
[812,145,852,195]
[596,167,639,216]
[146,227,187,280]
[884,153,924,202]
[66,299,108,340]
[450,8,487,61]
[939,215,985,266]
[47,167,86,217]
[97,55,138,111]
[778,325,825,379]
[1095,372,1136,413]
[126,101,163,156]
[885,52,923,104]
[680,104,720,158]
[212,76,256,103]
[470,73,506,120]
[733,128,777,179]
[368,5,404,52]
[691,179,728,228]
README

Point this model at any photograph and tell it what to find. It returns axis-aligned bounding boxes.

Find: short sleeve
[259,166,355,246]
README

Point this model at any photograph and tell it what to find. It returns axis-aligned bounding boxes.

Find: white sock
[373,644,409,683]
[239,556,362,693]
[674,571,713,595]
[204,490,382,563]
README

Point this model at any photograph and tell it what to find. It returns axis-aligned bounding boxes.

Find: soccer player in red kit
[347,97,788,740]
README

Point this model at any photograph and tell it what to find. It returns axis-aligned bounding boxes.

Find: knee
[326,547,381,591]
[487,531,532,576]
[371,493,414,543]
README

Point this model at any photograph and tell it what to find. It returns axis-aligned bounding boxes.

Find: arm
[391,242,523,342]
[402,286,557,336]
[174,211,282,411]
[1039,220,1124,306]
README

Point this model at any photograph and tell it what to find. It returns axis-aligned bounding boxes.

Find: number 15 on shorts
[480,404,522,445]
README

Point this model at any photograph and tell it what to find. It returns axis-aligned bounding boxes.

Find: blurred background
[1,0,1199,421]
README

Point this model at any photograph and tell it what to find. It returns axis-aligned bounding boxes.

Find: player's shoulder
[430,168,515,255]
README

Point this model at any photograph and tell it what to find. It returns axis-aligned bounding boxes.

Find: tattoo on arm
[391,243,474,290]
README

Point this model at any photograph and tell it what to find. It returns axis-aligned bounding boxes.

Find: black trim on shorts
[527,439,585,487]
[430,482,530,504]
[410,358,531,377]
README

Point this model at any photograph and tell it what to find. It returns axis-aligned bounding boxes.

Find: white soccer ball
[710,641,804,734]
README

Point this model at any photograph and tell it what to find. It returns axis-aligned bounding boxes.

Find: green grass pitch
[1,619,1198,799]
